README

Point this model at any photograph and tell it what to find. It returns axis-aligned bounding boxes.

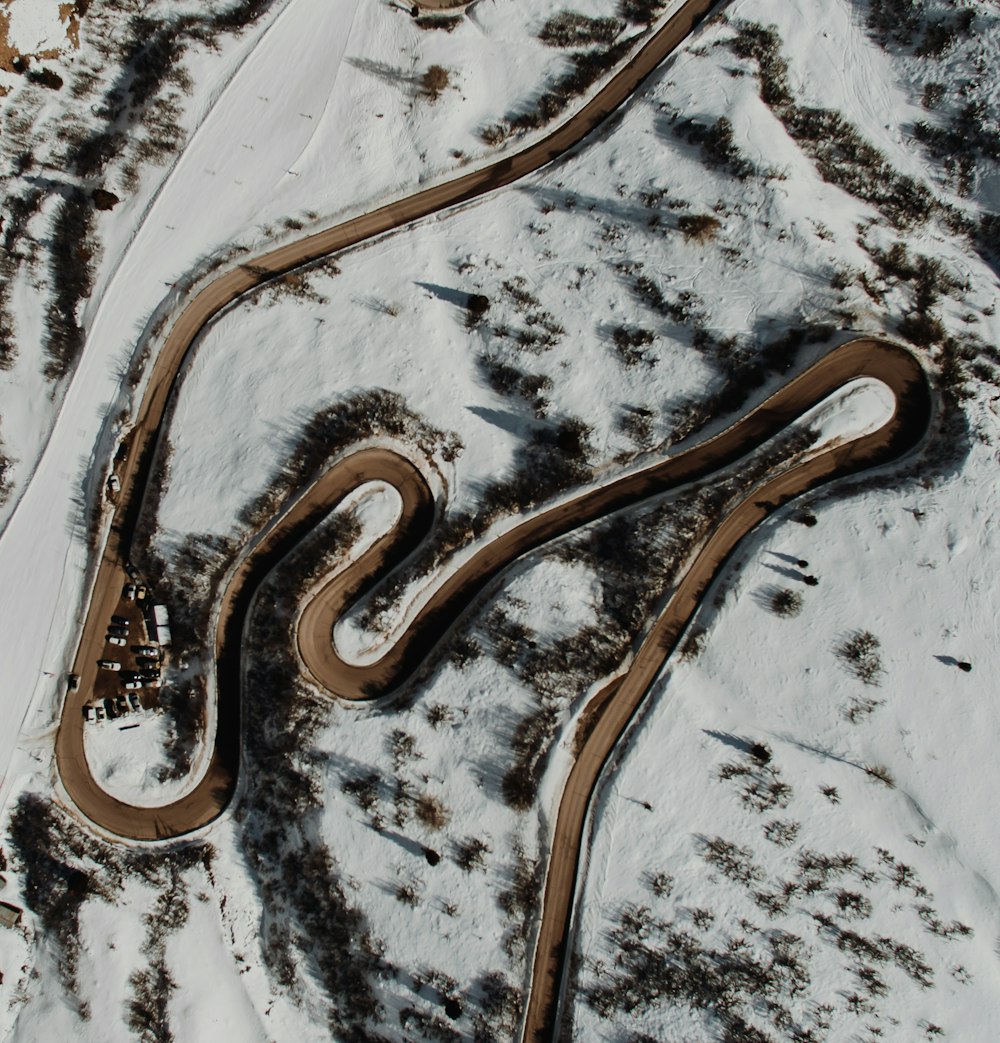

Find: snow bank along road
[47,0,933,1037]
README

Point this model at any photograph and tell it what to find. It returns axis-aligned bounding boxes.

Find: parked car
[111,614,129,627]
[136,584,148,600]
[114,695,129,716]
[94,705,106,722]
[106,635,126,647]
[133,645,159,658]
[107,625,128,637]
[127,692,143,712]
[125,562,141,580]
[67,673,80,690]
[107,475,121,494]
[123,583,137,601]
[123,679,143,690]
[82,706,94,723]
[103,697,118,719]
[97,659,121,671]
[140,676,161,688]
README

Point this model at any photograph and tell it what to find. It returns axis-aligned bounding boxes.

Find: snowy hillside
[0,0,999,1041]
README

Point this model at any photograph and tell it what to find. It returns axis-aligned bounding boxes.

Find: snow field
[570,437,1000,1039]
[0,0,999,1038]
[0,0,663,809]
[0,0,678,806]
[105,1,999,1036]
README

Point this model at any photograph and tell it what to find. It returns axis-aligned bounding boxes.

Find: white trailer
[152,605,172,646]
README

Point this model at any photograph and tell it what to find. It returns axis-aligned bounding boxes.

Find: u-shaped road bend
[519,339,930,1043]
[290,340,932,1042]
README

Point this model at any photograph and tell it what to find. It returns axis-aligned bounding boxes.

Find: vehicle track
[49,0,936,1039]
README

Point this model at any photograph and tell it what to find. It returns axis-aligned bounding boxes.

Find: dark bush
[768,587,803,617]
[677,213,722,242]
[501,706,558,810]
[675,115,753,179]
[27,66,63,90]
[539,12,624,47]
[0,294,17,371]
[611,325,656,366]
[836,630,883,684]
[421,64,449,100]
[92,188,121,211]
[45,190,96,380]
[898,312,944,347]
[466,292,490,327]
[455,836,490,872]
[921,82,945,109]
[620,0,666,25]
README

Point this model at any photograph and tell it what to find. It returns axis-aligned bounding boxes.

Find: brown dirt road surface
[58,0,727,839]
[50,1,934,1038]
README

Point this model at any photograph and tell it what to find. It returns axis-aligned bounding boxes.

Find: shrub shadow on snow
[762,560,811,583]
[376,826,434,862]
[521,184,659,229]
[477,701,534,805]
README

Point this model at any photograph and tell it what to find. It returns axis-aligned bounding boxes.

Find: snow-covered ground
[0,0,687,825]
[570,432,1000,1041]
[0,0,999,1040]
[82,708,196,809]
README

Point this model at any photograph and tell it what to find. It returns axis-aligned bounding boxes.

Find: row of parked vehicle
[83,691,144,724]
[106,612,130,646]
[96,660,162,686]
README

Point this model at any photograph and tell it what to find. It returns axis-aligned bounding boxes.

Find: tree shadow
[414,281,470,308]
[767,550,808,567]
[701,729,757,756]
[465,405,530,438]
[345,56,418,92]
[763,561,811,583]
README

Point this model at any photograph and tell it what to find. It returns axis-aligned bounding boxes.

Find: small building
[0,902,22,929]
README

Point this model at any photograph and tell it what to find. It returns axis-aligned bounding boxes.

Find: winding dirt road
[49,1,936,1040]
[58,0,725,838]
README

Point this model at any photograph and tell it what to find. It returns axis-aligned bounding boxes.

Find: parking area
[82,569,168,726]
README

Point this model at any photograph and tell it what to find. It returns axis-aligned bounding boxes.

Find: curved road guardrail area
[50,0,934,1038]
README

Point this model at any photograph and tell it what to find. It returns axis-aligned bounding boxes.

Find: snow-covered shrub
[836,630,884,685]
[677,212,722,243]
[538,11,624,48]
[767,587,803,618]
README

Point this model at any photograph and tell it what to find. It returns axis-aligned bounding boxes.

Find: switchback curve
[56,0,727,839]
[47,3,935,1039]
